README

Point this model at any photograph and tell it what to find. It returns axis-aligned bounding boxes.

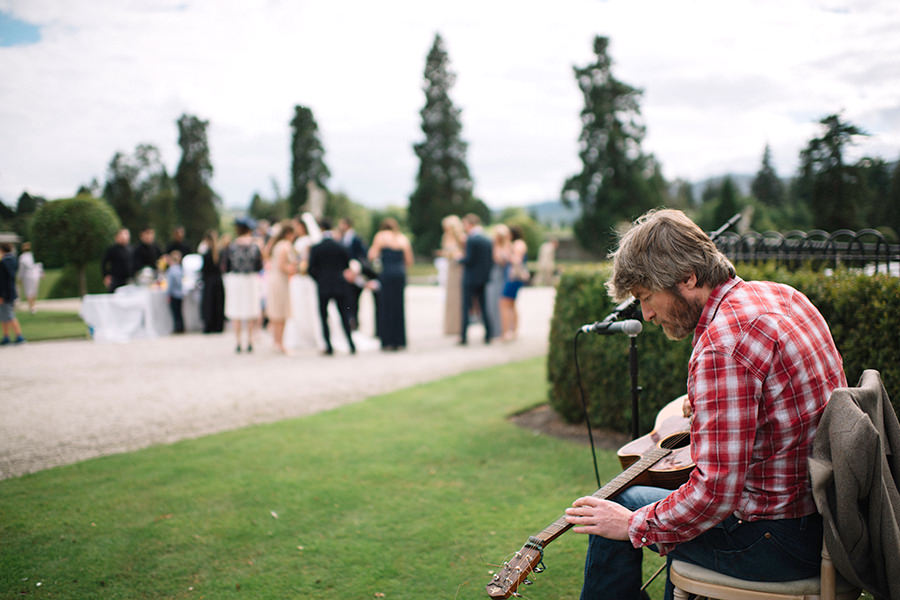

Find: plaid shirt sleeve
[628,346,762,554]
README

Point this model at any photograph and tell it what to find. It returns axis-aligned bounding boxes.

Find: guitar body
[617,395,693,490]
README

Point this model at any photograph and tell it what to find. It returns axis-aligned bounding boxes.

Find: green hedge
[547,264,900,434]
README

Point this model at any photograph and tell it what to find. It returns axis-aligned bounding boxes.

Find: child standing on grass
[166,250,185,334]
[0,242,26,345]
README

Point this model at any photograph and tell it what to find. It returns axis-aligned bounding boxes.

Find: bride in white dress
[284,213,322,351]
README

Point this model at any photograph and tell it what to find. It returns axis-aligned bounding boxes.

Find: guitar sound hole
[660,433,690,450]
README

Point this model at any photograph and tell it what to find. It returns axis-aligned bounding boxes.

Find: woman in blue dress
[500,225,529,341]
[368,218,414,350]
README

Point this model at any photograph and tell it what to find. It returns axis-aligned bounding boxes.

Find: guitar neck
[531,446,672,546]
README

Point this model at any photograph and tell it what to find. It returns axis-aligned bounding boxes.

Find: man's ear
[679,273,698,291]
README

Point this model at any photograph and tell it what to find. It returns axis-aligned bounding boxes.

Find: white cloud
[1,0,898,211]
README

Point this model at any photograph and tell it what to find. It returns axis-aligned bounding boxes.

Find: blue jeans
[580,486,823,600]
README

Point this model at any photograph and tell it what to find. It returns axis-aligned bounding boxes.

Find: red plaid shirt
[629,277,846,554]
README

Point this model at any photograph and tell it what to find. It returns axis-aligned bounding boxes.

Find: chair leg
[820,552,836,600]
[672,586,691,600]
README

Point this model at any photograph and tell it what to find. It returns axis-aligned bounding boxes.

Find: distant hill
[516,174,757,227]
[691,173,754,198]
[518,199,580,227]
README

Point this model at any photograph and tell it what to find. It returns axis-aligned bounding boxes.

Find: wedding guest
[0,242,25,345]
[500,225,529,341]
[439,215,466,336]
[533,237,559,286]
[200,230,226,333]
[166,225,191,256]
[133,227,162,276]
[16,241,42,314]
[285,215,322,350]
[486,224,510,341]
[222,217,263,353]
[368,217,413,351]
[102,228,132,292]
[338,217,368,331]
[165,250,185,333]
[265,219,298,354]
[308,218,356,356]
[459,213,494,345]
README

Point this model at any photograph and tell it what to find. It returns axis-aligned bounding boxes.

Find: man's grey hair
[607,209,735,302]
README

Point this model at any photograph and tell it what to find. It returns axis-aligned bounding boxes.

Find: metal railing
[714,228,900,273]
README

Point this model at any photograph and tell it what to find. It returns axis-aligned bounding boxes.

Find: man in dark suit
[337,217,368,330]
[166,225,191,256]
[132,227,162,275]
[459,213,494,345]
[308,218,356,355]
[102,228,133,292]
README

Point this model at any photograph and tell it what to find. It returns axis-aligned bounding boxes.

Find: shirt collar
[692,276,742,345]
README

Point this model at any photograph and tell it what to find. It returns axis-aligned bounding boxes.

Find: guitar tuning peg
[523,578,533,586]
[533,562,545,574]
[511,593,522,598]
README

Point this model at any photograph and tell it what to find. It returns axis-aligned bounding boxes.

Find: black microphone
[580,319,643,336]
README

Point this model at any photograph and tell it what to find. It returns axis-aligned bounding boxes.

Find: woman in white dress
[222,217,263,353]
[17,242,42,314]
[284,214,323,350]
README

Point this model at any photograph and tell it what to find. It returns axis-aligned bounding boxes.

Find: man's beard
[659,289,705,341]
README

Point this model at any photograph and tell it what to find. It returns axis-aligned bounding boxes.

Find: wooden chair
[669,546,861,600]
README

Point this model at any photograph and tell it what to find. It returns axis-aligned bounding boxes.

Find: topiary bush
[547,263,900,434]
[48,261,107,298]
[31,195,121,296]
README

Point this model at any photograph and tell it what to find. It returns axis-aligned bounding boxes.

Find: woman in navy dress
[368,218,414,350]
[200,229,227,333]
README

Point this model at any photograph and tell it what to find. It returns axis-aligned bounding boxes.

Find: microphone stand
[629,334,641,440]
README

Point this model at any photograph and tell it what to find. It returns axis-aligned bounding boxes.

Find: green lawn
[0,357,668,599]
[16,310,89,342]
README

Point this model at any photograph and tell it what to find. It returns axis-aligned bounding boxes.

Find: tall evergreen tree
[289,105,330,217]
[561,36,664,254]
[147,170,178,245]
[796,114,868,231]
[751,144,784,207]
[174,114,219,246]
[103,151,142,236]
[408,33,484,257]
[9,191,45,242]
[103,145,176,241]
[714,176,741,227]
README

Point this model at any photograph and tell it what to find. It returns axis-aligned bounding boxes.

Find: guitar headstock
[485,538,545,598]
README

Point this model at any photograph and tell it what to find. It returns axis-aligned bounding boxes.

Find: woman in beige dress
[439,215,466,335]
[265,220,298,354]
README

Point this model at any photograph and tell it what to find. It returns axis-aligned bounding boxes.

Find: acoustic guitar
[485,396,693,599]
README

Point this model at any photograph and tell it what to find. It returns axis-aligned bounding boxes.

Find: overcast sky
[1,0,899,212]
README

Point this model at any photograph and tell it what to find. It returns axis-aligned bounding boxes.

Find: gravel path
[0,286,555,480]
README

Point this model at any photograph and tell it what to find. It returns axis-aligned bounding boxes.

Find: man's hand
[564,496,632,540]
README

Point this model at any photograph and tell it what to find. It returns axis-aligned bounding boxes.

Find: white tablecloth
[80,286,200,342]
